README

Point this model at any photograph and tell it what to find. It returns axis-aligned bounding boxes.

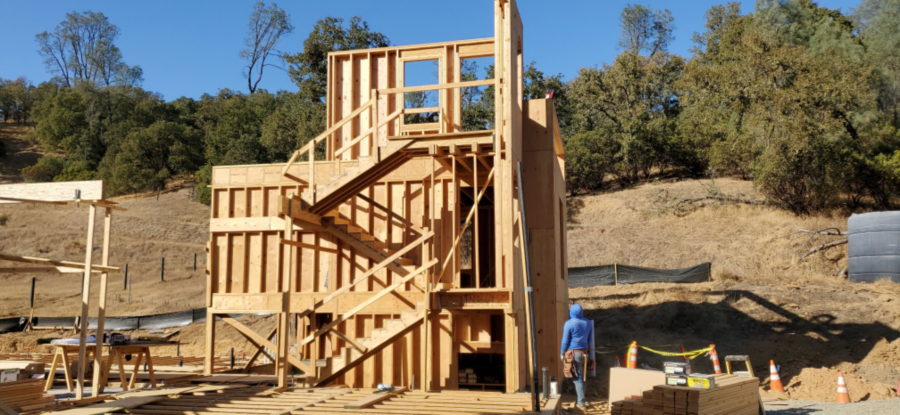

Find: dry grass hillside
[567,178,900,403]
[0,120,43,183]
[0,188,209,317]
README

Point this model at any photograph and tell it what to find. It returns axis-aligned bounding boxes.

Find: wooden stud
[74,204,96,400]
[91,207,113,396]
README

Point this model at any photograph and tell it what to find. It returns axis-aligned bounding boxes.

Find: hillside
[567,178,900,403]
[0,187,209,317]
[0,120,42,183]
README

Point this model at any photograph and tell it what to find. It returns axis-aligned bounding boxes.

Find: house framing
[205,0,568,394]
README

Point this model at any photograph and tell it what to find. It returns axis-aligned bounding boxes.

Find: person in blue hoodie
[560,303,594,409]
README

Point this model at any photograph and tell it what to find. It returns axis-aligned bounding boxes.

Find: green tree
[35,11,142,87]
[242,1,294,94]
[679,4,892,213]
[618,4,675,55]
[854,0,900,127]
[284,17,389,102]
[568,52,685,187]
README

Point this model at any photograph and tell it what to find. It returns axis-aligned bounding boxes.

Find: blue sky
[1,0,861,101]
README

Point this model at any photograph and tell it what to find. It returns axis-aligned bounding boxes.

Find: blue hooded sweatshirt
[560,304,594,354]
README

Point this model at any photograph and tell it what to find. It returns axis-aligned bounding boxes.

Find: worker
[560,303,594,409]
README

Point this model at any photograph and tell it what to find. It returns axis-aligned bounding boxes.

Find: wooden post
[160,257,165,281]
[123,264,128,289]
[91,207,112,397]
[29,277,35,308]
[204,310,215,375]
[194,253,197,271]
[614,263,618,286]
[75,205,96,400]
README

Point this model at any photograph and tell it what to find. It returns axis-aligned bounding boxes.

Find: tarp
[0,317,23,333]
[0,307,208,334]
[568,263,711,288]
[32,317,76,328]
[139,310,193,330]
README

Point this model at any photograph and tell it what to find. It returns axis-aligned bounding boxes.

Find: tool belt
[563,349,595,379]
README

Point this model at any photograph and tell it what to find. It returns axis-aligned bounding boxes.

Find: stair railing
[281,79,494,185]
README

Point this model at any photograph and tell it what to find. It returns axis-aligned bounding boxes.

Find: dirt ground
[565,178,900,406]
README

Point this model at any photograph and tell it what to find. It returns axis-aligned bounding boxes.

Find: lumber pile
[611,374,760,415]
[0,378,55,412]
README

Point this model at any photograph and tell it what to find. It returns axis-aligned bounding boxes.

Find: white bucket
[550,378,558,396]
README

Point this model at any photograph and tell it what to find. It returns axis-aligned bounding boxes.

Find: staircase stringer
[314,309,425,387]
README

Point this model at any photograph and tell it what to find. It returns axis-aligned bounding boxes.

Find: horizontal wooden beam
[280,239,339,254]
[0,267,100,274]
[378,79,494,95]
[210,217,323,233]
[344,387,409,409]
[403,106,439,114]
[0,254,120,273]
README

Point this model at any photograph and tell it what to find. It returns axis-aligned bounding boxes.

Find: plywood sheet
[0,180,104,202]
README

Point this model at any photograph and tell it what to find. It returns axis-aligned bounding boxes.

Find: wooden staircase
[314,303,425,387]
[304,139,415,216]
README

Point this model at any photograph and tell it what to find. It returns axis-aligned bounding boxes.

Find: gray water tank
[848,211,900,283]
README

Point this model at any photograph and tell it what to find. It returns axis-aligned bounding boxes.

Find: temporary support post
[29,277,35,308]
[124,263,128,289]
[160,258,165,281]
[193,253,197,271]
[516,162,540,413]
[75,205,96,400]
[91,207,112,397]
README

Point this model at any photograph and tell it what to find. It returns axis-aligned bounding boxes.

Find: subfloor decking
[46,377,560,415]
[125,387,556,415]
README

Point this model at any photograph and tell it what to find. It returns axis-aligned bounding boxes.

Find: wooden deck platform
[43,377,561,415]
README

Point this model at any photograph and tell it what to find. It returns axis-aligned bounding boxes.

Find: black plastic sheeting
[139,310,193,330]
[567,263,711,288]
[0,308,209,334]
[0,317,23,333]
[33,317,76,328]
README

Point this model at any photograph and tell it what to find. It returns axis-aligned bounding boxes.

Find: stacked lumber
[610,374,760,415]
[0,378,55,412]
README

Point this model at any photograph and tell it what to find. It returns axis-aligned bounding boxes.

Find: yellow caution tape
[638,345,713,360]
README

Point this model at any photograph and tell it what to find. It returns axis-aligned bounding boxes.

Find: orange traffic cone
[680,344,692,372]
[627,341,638,369]
[709,345,722,374]
[836,371,850,403]
[614,356,621,368]
[769,360,784,392]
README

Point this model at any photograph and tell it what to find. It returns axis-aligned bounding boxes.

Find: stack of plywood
[0,378,54,412]
[610,374,760,415]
